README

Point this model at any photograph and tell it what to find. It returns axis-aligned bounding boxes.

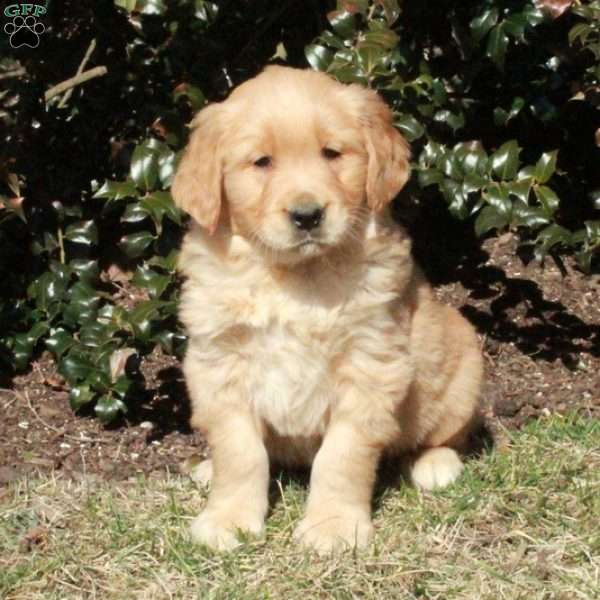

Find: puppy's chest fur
[180,229,412,438]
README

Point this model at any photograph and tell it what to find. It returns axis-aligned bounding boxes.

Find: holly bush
[1,0,598,422]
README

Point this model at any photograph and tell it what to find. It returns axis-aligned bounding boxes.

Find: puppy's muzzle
[289,203,324,232]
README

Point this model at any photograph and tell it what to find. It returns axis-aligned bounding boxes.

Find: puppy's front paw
[190,508,265,551]
[411,447,464,491]
[293,508,374,554]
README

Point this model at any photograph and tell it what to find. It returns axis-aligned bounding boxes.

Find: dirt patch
[1,232,598,483]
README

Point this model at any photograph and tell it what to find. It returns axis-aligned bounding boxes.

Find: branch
[0,67,26,80]
[44,66,107,103]
[58,39,97,108]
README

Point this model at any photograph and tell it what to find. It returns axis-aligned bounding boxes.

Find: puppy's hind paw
[410,447,464,491]
[190,458,213,487]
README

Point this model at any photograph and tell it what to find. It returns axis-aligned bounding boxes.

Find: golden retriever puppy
[172,65,482,553]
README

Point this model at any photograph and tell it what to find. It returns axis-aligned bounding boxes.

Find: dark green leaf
[470,7,499,42]
[139,0,166,15]
[439,153,462,180]
[60,350,96,382]
[534,224,572,260]
[506,179,532,204]
[379,0,401,25]
[441,180,468,219]
[575,249,592,273]
[522,5,545,26]
[463,174,488,195]
[486,25,509,70]
[79,321,117,349]
[63,282,100,327]
[69,385,95,410]
[420,142,444,167]
[93,180,137,201]
[174,84,206,111]
[114,0,136,12]
[356,45,386,74]
[534,150,558,184]
[319,30,346,50]
[30,272,68,313]
[585,220,600,242]
[95,395,127,424]
[70,259,99,284]
[121,202,150,224]
[475,205,509,237]
[64,220,98,246]
[454,143,489,176]
[418,168,445,188]
[119,231,155,258]
[127,299,165,341]
[433,110,465,132]
[46,328,74,358]
[153,330,187,354]
[394,114,424,141]
[568,23,592,45]
[485,184,512,219]
[327,10,356,38]
[305,44,333,71]
[491,141,520,180]
[141,191,182,229]
[158,149,178,187]
[364,20,399,48]
[503,13,528,39]
[534,185,560,216]
[147,249,179,271]
[132,265,171,298]
[130,145,159,192]
[512,205,551,229]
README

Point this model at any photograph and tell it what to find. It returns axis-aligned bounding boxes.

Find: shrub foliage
[1,0,598,422]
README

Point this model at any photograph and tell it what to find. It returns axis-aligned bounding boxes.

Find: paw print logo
[4,15,45,48]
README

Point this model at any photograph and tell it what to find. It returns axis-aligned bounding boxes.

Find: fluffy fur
[172,66,483,553]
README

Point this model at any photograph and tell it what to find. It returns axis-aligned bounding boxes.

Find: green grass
[1,414,599,599]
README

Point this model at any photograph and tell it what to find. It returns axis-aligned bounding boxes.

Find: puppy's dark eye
[322,147,341,160]
[254,156,272,168]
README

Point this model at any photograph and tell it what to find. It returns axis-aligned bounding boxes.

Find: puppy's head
[172,66,410,263]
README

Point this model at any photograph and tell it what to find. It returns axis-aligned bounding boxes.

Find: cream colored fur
[172,66,483,554]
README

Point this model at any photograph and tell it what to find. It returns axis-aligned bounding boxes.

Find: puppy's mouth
[293,237,323,249]
[289,234,329,254]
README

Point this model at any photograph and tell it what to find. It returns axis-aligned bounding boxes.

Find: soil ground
[1,231,599,485]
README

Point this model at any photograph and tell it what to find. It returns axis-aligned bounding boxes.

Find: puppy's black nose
[289,204,324,231]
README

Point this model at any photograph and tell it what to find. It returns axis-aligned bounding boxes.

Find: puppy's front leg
[190,408,269,551]
[294,420,381,554]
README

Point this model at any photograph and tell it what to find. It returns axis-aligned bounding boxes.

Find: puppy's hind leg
[410,446,464,491]
[411,310,483,491]
[190,458,213,487]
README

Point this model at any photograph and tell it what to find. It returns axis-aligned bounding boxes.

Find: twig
[45,66,108,103]
[57,226,65,264]
[24,389,64,434]
[58,39,96,108]
[0,387,23,409]
[23,389,109,444]
[0,67,26,80]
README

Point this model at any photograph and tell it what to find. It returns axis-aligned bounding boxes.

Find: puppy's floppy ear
[171,103,226,234]
[360,89,411,212]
